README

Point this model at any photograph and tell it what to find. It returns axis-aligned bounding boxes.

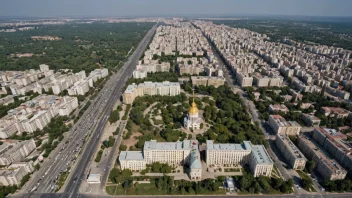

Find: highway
[61,24,157,198]
[17,23,157,198]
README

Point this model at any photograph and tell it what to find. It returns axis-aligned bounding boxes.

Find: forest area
[214,19,352,50]
[0,22,154,72]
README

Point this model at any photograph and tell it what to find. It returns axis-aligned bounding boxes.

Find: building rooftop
[302,113,321,121]
[277,134,306,159]
[118,151,144,161]
[251,145,273,164]
[144,140,191,151]
[0,139,34,159]
[124,84,138,94]
[270,114,301,127]
[226,177,235,189]
[322,107,350,115]
[300,135,347,174]
[206,140,252,151]
[269,104,289,111]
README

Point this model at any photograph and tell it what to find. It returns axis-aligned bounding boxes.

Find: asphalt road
[99,120,127,191]
[61,24,158,198]
[16,24,157,198]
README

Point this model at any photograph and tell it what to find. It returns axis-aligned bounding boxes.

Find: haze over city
[1,1,352,198]
[1,0,352,17]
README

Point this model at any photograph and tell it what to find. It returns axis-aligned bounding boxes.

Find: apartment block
[236,72,253,87]
[0,95,15,106]
[123,81,181,104]
[268,115,301,135]
[269,104,289,114]
[253,74,269,87]
[275,134,307,170]
[191,76,225,88]
[312,127,352,171]
[0,139,36,166]
[133,62,170,79]
[297,135,347,180]
[302,114,321,127]
[321,107,351,119]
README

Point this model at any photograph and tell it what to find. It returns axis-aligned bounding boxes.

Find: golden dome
[189,101,199,115]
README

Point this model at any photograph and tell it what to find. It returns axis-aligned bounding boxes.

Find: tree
[34,164,40,170]
[123,178,132,193]
[119,144,127,151]
[109,110,120,123]
[200,123,204,129]
[108,136,115,147]
[121,169,132,178]
[20,174,30,187]
[305,160,315,173]
[301,177,313,190]
[217,176,226,182]
[109,168,120,183]
[152,162,162,172]
[117,105,122,111]
[258,176,271,193]
[180,187,186,194]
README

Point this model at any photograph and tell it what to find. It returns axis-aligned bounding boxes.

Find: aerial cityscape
[0,0,352,198]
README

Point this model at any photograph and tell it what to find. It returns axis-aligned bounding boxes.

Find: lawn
[56,170,69,191]
[106,183,226,195]
[106,183,168,195]
[94,150,103,162]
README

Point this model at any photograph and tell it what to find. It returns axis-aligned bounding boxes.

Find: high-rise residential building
[123,81,181,104]
[302,114,321,127]
[275,134,307,170]
[311,127,352,171]
[191,76,225,88]
[0,139,36,166]
[297,135,347,180]
[268,115,301,135]
[236,72,253,87]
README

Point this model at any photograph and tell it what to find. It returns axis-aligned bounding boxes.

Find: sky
[1,0,351,18]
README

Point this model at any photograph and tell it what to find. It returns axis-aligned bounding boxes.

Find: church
[184,93,202,130]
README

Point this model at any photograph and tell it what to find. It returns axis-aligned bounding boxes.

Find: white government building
[119,139,202,181]
[206,140,274,177]
[119,139,273,179]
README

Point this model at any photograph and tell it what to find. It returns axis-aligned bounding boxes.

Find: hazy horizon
[1,0,351,18]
